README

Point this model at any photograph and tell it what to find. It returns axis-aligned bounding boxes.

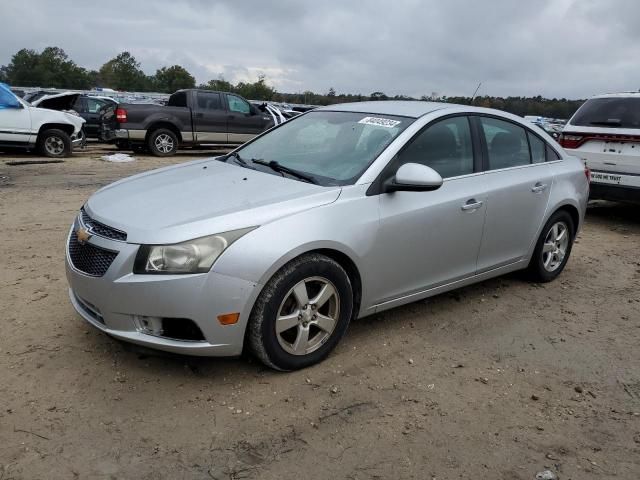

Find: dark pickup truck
[102,89,277,156]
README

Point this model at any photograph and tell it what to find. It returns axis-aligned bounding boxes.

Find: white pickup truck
[0,83,85,158]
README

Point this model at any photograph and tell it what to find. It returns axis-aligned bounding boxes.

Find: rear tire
[147,128,178,157]
[38,129,71,158]
[248,254,353,371]
[526,210,575,282]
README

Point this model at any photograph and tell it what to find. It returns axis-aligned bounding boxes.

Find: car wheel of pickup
[148,128,178,157]
[38,129,71,158]
[248,253,353,371]
[527,210,575,283]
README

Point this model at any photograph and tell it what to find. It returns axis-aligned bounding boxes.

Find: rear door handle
[531,182,548,193]
[461,199,484,211]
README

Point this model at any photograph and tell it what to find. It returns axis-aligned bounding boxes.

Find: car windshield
[570,97,640,129]
[236,110,414,186]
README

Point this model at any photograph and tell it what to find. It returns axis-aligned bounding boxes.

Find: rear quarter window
[571,97,640,129]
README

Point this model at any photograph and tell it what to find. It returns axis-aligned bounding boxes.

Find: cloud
[0,0,637,98]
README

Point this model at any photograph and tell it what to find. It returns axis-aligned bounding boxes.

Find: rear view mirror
[383,163,443,193]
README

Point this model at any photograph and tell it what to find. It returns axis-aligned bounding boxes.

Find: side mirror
[383,163,443,193]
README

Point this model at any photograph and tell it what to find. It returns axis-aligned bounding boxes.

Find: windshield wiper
[224,151,256,169]
[251,159,317,184]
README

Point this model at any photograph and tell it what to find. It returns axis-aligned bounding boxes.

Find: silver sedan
[66,101,589,370]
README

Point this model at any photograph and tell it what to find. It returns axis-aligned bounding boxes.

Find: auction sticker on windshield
[358,117,401,128]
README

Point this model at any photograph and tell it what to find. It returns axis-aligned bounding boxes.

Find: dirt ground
[1,145,639,480]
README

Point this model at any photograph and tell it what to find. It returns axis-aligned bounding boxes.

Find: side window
[546,144,561,161]
[168,91,187,107]
[396,116,474,178]
[528,132,546,164]
[226,94,251,114]
[196,92,222,111]
[85,98,104,114]
[480,117,530,170]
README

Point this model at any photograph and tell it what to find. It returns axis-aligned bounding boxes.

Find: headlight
[133,227,255,274]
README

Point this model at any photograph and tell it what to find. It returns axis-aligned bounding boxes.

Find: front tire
[526,210,575,282]
[147,128,178,157]
[38,129,72,158]
[248,254,354,371]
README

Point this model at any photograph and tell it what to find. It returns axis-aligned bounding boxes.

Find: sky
[1,0,638,99]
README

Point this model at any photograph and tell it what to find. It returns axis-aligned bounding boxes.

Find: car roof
[313,100,516,119]
[589,92,640,99]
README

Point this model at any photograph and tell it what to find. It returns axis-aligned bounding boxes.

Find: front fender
[212,184,379,316]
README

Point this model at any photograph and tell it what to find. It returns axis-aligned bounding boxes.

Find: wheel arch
[245,242,365,323]
[38,123,74,138]
[554,203,580,235]
[145,122,182,144]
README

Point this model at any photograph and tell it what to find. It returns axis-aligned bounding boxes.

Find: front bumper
[65,225,262,356]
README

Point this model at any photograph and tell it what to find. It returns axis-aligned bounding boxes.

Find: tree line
[0,47,585,118]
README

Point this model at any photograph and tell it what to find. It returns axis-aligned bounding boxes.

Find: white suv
[560,92,640,203]
[0,83,85,158]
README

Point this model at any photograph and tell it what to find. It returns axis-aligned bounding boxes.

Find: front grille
[81,208,127,241]
[68,231,118,277]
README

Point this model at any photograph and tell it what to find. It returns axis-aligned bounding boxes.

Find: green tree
[199,77,235,92]
[234,75,276,100]
[153,65,195,93]
[2,47,90,88]
[369,91,388,100]
[98,52,148,91]
[3,49,43,87]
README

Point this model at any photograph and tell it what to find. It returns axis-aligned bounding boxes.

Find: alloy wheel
[542,221,569,272]
[275,276,340,355]
[154,133,174,154]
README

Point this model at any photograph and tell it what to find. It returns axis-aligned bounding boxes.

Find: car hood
[85,158,342,244]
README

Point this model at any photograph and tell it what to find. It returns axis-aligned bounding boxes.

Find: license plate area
[591,172,623,184]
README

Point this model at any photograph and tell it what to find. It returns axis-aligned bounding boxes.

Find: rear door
[80,97,106,137]
[192,91,228,143]
[474,116,554,272]
[224,93,271,144]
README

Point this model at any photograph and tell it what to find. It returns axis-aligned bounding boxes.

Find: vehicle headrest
[491,132,521,156]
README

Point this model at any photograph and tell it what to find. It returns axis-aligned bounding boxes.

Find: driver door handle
[531,182,548,193]
[461,199,483,211]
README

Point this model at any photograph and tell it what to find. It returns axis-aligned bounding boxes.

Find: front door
[369,116,487,305]
[224,94,270,144]
[474,116,553,272]
[0,90,32,144]
[193,91,228,143]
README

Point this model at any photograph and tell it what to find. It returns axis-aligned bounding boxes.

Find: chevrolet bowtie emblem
[76,227,91,244]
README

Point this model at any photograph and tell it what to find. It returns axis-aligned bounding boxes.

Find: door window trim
[366,113,480,196]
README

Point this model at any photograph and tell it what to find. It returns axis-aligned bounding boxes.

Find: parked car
[560,92,640,203]
[31,92,117,140]
[101,89,279,156]
[66,101,589,370]
[0,83,85,157]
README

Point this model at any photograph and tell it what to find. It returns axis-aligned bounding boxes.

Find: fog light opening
[134,315,164,336]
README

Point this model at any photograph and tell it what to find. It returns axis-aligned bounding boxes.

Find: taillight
[559,133,583,149]
[115,108,128,123]
[584,164,591,183]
